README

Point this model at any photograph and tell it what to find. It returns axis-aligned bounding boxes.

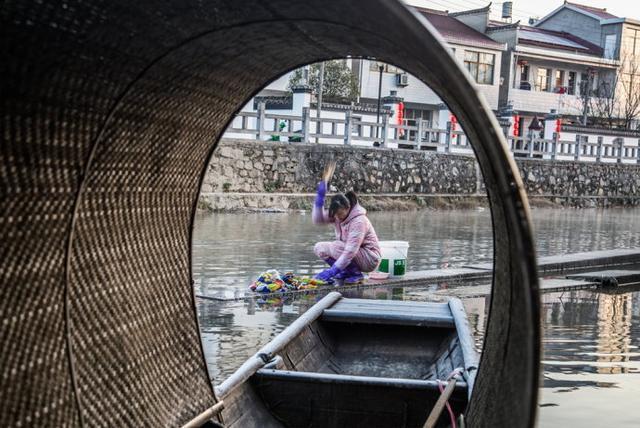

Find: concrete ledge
[196,248,640,301]
[464,248,640,274]
[198,192,640,212]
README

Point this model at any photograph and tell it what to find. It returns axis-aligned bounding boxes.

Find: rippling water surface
[193,207,640,426]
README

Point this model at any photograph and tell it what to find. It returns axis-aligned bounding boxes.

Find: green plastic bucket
[377,241,409,277]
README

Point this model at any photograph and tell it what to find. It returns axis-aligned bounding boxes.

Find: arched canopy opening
[1,1,539,426]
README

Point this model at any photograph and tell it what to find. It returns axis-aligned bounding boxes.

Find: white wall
[510,88,583,116]
[358,47,502,111]
[359,60,442,106]
[264,72,293,92]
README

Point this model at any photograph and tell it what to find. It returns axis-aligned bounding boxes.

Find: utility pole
[316,62,325,143]
[376,64,384,139]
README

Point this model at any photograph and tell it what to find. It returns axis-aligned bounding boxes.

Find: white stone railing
[224,103,640,164]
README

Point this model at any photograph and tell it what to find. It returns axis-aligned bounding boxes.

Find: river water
[193,208,640,427]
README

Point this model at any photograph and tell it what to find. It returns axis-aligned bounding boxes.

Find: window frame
[568,71,577,95]
[463,50,495,85]
[536,68,551,92]
[554,70,565,92]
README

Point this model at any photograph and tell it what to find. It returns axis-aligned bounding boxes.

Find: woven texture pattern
[1,1,539,427]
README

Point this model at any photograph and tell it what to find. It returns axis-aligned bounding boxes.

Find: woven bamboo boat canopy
[1,1,540,426]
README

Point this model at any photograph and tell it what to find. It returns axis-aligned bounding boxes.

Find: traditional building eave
[486,21,521,32]
[447,37,506,51]
[449,3,491,17]
[601,17,640,26]
[513,45,619,68]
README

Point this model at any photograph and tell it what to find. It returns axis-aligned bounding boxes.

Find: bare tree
[589,72,618,128]
[618,55,640,129]
[586,55,640,129]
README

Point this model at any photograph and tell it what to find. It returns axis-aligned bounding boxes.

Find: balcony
[509,87,584,116]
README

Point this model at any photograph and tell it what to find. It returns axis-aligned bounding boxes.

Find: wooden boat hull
[217,293,478,428]
[252,370,468,427]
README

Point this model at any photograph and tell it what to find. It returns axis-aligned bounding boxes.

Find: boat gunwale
[254,368,469,393]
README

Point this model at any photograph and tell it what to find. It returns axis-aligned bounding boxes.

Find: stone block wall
[200,139,640,210]
[517,159,640,206]
[203,139,480,195]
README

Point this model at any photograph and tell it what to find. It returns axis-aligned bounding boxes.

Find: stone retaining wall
[199,139,640,211]
[204,140,480,194]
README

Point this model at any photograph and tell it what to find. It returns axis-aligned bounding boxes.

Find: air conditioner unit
[396,73,409,87]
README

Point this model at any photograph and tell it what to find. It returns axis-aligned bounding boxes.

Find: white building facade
[224,7,505,146]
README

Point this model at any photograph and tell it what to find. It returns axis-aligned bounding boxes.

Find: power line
[414,0,539,21]
[440,0,542,18]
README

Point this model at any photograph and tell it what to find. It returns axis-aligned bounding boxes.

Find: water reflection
[193,208,640,299]
[193,208,640,426]
[538,290,640,427]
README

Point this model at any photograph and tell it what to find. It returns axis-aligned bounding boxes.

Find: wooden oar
[181,401,224,428]
[322,160,336,184]
[423,375,459,428]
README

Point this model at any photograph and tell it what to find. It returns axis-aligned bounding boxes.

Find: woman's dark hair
[345,191,358,207]
[329,191,358,217]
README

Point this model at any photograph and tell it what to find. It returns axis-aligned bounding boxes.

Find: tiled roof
[518,26,603,56]
[414,7,504,49]
[565,2,618,20]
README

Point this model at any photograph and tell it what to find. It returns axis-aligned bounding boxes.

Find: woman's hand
[314,265,341,282]
[315,181,327,207]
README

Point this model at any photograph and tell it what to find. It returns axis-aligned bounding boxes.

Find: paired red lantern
[450,114,457,132]
[513,115,521,137]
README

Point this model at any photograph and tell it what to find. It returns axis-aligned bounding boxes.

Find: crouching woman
[312,182,381,284]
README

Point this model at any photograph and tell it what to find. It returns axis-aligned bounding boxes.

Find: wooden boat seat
[321,298,455,327]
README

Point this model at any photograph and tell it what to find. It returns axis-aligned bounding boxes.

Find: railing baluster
[344,110,352,146]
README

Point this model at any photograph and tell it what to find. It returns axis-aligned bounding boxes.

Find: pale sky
[405,0,640,23]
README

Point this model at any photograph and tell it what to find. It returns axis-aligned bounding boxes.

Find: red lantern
[555,118,561,139]
[450,114,457,132]
[513,115,520,137]
[397,102,405,137]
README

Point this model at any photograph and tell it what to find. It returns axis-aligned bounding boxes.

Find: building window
[369,61,401,74]
[580,72,589,95]
[604,34,617,59]
[580,71,598,95]
[554,70,565,92]
[536,68,551,91]
[519,64,531,90]
[464,51,495,85]
[632,29,640,56]
[568,71,576,95]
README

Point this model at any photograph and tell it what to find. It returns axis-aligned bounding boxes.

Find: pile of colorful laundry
[249,269,329,293]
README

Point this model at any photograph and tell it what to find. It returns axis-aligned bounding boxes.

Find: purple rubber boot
[342,262,364,284]
[328,259,349,280]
